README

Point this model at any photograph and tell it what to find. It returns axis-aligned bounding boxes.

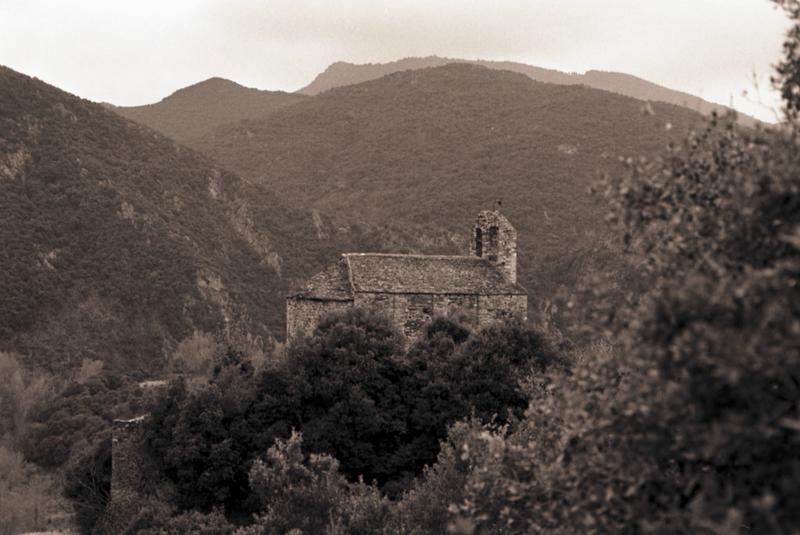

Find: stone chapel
[286,210,527,342]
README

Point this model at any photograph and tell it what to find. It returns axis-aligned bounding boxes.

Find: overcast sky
[0,0,791,122]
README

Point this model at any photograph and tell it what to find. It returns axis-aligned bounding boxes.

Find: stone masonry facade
[287,211,527,343]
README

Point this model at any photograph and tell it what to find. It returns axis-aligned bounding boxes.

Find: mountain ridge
[298,56,759,127]
[111,77,307,147]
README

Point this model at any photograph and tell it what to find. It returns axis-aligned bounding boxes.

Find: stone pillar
[111,416,145,499]
[100,416,147,533]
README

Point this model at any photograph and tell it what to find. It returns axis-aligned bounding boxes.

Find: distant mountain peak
[113,76,307,145]
[160,77,250,103]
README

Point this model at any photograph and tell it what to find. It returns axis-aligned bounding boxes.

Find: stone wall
[394,294,434,338]
[289,289,526,345]
[286,297,354,341]
[111,416,146,499]
[477,294,528,325]
[352,291,525,342]
[432,294,480,327]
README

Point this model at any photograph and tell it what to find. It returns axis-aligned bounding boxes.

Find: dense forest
[1,1,799,533]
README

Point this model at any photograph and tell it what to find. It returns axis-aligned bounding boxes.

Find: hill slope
[204,63,707,315]
[298,56,758,126]
[0,66,358,373]
[112,77,307,147]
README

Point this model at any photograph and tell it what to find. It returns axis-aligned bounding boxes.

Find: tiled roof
[345,253,525,294]
[290,253,525,299]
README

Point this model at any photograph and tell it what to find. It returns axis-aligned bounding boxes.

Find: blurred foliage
[239,431,390,535]
[0,351,56,451]
[0,445,70,535]
[773,0,800,122]
[63,436,112,534]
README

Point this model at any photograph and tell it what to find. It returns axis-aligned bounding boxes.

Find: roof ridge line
[343,252,480,260]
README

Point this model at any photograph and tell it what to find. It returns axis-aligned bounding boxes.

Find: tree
[0,445,67,535]
[63,437,112,534]
[287,308,410,489]
[240,431,390,535]
[773,0,800,123]
[144,367,277,513]
[0,352,54,451]
[290,311,554,495]
[603,109,800,529]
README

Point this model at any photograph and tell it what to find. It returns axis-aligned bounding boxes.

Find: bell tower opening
[487,226,498,261]
[472,210,517,283]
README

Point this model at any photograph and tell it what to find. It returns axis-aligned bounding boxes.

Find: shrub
[0,446,67,535]
[239,431,390,535]
[63,436,112,534]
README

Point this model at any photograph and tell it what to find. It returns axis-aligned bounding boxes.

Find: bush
[129,505,234,535]
[0,445,68,535]
[25,372,143,469]
[63,436,112,534]
[286,308,409,489]
[239,431,390,535]
[0,351,55,451]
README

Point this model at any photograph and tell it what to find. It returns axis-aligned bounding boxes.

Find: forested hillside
[201,63,706,326]
[111,77,307,149]
[0,66,357,374]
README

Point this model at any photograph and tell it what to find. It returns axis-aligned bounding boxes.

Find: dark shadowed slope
[298,56,759,127]
[112,77,307,148]
[0,66,358,373]
[205,63,707,313]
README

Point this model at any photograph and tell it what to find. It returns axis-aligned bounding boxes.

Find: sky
[0,0,792,122]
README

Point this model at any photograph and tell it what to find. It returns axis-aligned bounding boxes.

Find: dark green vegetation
[0,65,371,373]
[111,77,307,148]
[298,56,759,127]
[136,314,552,517]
